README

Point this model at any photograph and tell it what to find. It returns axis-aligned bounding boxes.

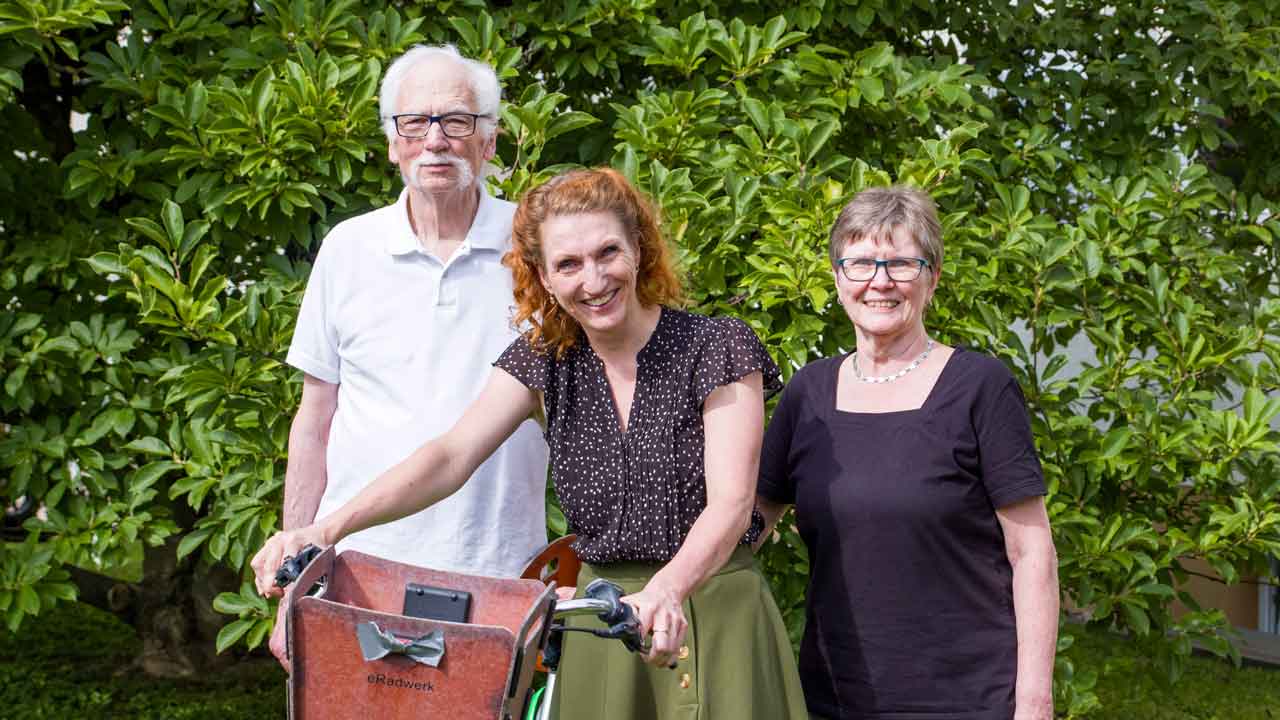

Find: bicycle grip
[582,579,642,650]
[274,544,322,588]
[582,579,628,623]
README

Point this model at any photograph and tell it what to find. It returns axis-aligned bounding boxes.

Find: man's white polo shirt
[286,186,548,578]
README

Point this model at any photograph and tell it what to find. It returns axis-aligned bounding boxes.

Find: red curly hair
[505,167,685,358]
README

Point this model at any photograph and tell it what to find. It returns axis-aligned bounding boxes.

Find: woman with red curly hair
[253,167,806,719]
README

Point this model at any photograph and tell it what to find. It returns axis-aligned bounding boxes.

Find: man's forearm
[283,440,327,530]
[282,391,335,530]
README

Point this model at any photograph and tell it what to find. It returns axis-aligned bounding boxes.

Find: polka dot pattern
[494,307,782,564]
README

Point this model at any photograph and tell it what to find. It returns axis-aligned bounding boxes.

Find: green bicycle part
[524,686,546,720]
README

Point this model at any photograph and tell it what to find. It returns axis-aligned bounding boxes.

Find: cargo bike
[274,536,645,720]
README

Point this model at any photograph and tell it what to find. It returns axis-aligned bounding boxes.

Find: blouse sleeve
[692,316,783,406]
[756,372,801,504]
[974,362,1048,509]
[492,333,551,391]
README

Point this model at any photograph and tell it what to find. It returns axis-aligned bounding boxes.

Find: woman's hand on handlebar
[622,580,687,668]
[250,525,329,597]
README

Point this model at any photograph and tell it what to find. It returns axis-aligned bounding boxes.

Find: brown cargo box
[285,548,555,720]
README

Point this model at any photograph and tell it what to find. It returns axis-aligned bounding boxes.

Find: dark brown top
[495,307,782,564]
[758,348,1047,719]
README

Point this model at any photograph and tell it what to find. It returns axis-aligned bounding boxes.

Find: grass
[0,602,285,719]
[1067,627,1280,720]
[3,602,1278,718]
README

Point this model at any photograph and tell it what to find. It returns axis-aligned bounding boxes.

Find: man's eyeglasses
[836,257,931,282]
[389,112,493,139]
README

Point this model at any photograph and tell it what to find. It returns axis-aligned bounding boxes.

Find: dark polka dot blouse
[494,307,783,564]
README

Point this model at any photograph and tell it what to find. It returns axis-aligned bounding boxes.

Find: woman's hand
[622,580,687,668]
[250,525,330,597]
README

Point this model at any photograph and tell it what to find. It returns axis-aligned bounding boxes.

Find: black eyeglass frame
[388,112,495,139]
[835,257,931,282]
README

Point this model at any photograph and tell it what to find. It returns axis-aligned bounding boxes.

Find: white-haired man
[271,45,548,669]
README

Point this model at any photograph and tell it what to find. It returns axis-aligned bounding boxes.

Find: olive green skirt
[551,545,808,720]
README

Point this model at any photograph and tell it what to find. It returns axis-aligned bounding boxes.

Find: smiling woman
[505,167,684,359]
[538,211,646,340]
[756,186,1060,720]
[250,167,808,720]
[493,169,807,719]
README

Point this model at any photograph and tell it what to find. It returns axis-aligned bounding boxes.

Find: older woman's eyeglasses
[390,112,492,139]
[836,257,930,282]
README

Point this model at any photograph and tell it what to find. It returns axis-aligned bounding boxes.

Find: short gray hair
[379,44,501,142]
[828,186,943,271]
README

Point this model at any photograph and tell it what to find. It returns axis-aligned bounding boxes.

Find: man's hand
[270,602,291,673]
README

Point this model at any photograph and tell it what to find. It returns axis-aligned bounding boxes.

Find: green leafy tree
[2,1,1278,715]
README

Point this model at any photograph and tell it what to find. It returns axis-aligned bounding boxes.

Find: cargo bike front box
[284,546,555,720]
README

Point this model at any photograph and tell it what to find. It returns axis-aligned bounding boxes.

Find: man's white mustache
[410,153,468,174]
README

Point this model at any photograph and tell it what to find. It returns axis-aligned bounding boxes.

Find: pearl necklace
[852,339,935,384]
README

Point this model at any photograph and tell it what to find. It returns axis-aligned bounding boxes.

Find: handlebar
[549,578,675,669]
[271,550,659,666]
[551,578,644,653]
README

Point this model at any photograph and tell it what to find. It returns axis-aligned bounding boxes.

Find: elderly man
[269,44,548,668]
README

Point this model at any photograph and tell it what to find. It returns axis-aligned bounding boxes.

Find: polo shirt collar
[385,184,509,256]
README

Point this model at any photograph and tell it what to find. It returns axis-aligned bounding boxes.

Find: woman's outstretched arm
[251,367,538,596]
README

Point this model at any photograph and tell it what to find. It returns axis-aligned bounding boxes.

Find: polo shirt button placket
[435,255,462,309]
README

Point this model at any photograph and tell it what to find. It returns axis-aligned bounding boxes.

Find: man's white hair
[379,44,501,142]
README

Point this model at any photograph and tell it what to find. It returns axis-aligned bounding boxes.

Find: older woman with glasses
[756,186,1060,720]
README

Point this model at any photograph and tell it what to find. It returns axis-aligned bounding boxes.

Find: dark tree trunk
[70,538,245,678]
[16,58,76,161]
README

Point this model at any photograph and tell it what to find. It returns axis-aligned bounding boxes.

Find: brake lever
[583,617,643,652]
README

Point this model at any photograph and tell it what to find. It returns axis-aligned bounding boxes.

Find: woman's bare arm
[996,496,1059,720]
[623,372,764,665]
[251,367,537,595]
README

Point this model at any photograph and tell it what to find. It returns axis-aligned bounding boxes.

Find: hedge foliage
[2,1,1279,715]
